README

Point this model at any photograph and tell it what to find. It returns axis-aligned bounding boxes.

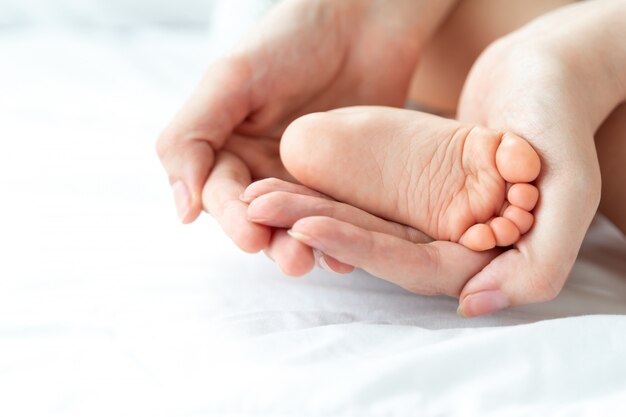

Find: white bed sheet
[1,27,626,416]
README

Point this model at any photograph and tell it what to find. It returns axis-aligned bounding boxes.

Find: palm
[221,133,292,182]
[455,38,601,310]
[227,0,450,140]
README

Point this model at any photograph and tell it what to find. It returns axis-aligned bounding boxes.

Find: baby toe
[495,133,541,183]
[507,183,539,211]
[489,216,520,247]
[503,205,534,235]
[459,223,496,251]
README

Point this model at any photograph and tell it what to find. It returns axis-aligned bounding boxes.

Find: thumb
[457,248,573,318]
[156,56,253,223]
[457,177,595,317]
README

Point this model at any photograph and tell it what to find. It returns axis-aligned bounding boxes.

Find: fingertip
[458,289,511,318]
[277,257,314,277]
[172,180,193,223]
[290,216,325,234]
[286,229,318,248]
[163,140,217,224]
[239,182,258,204]
[322,255,354,274]
[273,232,316,277]
[239,193,253,204]
[245,194,277,224]
[231,220,272,253]
[239,178,278,204]
[182,199,203,224]
[313,249,346,274]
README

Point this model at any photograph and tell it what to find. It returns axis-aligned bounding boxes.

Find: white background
[0,0,215,25]
[1,1,626,415]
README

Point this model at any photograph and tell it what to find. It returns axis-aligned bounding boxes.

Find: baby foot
[270,106,541,251]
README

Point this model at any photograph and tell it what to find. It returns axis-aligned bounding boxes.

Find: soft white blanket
[1,28,625,417]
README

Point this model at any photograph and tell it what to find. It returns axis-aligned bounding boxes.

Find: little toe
[459,224,496,252]
[495,133,541,183]
[503,205,534,234]
[489,217,521,247]
[507,183,539,211]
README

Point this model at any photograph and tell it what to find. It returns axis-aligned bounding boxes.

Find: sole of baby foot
[279,107,541,251]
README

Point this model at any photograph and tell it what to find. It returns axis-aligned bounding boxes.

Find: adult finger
[288,216,497,297]
[248,189,432,278]
[263,233,354,276]
[248,191,432,244]
[263,229,316,277]
[156,56,253,224]
[241,177,332,203]
[202,151,271,253]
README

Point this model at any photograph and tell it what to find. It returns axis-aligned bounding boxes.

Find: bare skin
[156,0,457,275]
[244,1,626,317]
[157,0,456,226]
[157,0,626,316]
[241,181,498,297]
[156,0,570,278]
[245,107,541,251]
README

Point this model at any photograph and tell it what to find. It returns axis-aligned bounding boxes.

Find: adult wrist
[506,0,626,130]
[563,0,626,125]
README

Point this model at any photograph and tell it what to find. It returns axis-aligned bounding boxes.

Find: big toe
[495,133,541,183]
[459,224,496,251]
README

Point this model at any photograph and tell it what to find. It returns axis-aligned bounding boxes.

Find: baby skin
[244,106,541,251]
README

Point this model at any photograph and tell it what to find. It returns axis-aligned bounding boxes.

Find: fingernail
[247,218,291,228]
[172,181,190,223]
[313,249,333,272]
[319,256,332,272]
[239,193,253,204]
[247,217,270,224]
[458,289,510,318]
[287,229,323,251]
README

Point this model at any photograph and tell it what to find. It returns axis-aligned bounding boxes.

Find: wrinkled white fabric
[1,28,626,417]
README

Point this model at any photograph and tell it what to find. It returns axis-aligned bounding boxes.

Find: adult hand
[245,1,626,316]
[455,0,626,316]
[243,178,497,295]
[156,0,457,257]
